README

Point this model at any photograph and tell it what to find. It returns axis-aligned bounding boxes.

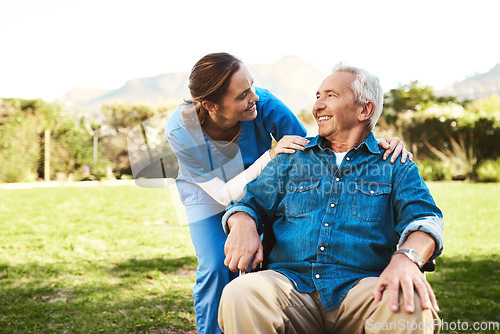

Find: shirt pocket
[285,178,321,217]
[352,180,392,222]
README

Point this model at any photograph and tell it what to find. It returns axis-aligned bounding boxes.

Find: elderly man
[218,64,444,334]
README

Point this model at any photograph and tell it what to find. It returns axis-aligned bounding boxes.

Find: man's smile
[317,116,332,123]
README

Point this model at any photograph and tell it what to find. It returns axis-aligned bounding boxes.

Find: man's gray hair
[332,63,383,131]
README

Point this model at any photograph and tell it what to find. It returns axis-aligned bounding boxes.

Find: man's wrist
[393,248,424,268]
[227,212,254,231]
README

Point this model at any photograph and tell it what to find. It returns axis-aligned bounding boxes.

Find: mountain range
[56,56,500,120]
[56,56,327,120]
[436,63,500,100]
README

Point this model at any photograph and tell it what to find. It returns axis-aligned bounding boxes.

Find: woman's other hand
[269,136,309,159]
[379,137,413,163]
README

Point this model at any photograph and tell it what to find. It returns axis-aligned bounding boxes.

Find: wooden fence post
[44,129,51,181]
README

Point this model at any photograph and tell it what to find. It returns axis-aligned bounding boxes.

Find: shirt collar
[304,135,324,150]
[305,132,380,155]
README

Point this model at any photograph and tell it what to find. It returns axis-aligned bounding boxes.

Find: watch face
[407,249,424,266]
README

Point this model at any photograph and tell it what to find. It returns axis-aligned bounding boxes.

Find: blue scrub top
[166,87,307,223]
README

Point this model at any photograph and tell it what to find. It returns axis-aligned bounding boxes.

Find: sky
[1,0,499,101]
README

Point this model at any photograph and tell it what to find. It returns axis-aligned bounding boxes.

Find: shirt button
[346,157,350,161]
[335,177,340,182]
[315,274,320,279]
[300,186,304,190]
[330,203,335,208]
[320,246,325,251]
[324,223,329,227]
[370,190,375,194]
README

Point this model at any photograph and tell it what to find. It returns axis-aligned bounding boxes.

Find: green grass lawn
[0,182,498,333]
[0,184,197,333]
[426,182,500,334]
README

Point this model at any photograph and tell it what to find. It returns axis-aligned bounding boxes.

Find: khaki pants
[218,270,440,334]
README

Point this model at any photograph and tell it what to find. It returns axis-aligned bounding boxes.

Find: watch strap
[394,248,424,268]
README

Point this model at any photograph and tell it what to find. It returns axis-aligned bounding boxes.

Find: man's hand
[224,212,263,272]
[372,253,439,314]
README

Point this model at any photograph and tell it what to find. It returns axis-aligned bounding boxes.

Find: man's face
[313,71,362,140]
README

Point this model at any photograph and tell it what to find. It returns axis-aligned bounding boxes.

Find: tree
[382,81,459,123]
[100,102,176,176]
[467,93,500,114]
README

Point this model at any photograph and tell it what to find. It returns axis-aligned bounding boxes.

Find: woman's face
[215,64,259,124]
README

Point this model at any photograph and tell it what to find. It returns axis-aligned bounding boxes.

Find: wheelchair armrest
[420,260,436,272]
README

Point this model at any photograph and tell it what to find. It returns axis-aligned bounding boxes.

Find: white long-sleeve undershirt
[197,150,272,206]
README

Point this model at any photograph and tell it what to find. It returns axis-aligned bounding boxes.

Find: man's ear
[358,101,375,122]
[202,101,218,113]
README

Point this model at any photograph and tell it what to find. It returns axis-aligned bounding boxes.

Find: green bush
[476,159,500,182]
[378,94,500,183]
[423,134,477,181]
[416,158,452,181]
[0,100,42,182]
[395,102,500,163]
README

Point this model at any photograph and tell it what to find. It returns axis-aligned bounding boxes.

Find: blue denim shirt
[222,133,444,311]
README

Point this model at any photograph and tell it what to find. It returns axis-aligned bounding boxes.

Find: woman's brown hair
[186,52,242,124]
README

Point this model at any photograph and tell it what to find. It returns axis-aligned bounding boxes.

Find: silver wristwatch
[394,248,424,268]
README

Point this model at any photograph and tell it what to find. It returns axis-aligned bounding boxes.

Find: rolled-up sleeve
[399,215,444,260]
[221,204,261,235]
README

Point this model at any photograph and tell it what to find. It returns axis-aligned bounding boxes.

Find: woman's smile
[245,104,257,113]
